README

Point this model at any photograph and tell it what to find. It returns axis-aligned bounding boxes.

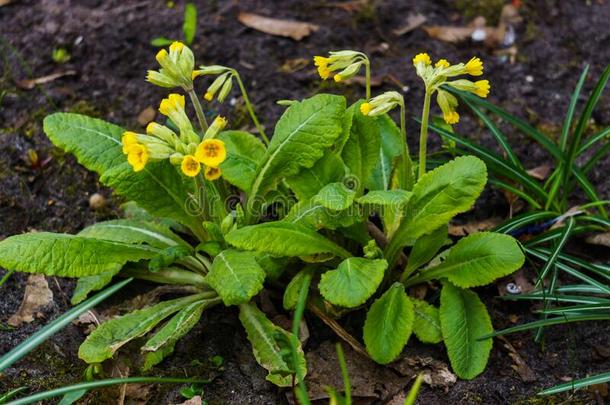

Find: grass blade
[494,211,557,234]
[539,372,610,396]
[539,303,610,315]
[577,126,610,156]
[560,66,590,151]
[480,313,610,339]
[0,278,132,372]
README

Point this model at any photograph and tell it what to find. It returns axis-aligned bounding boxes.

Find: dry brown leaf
[393,13,427,36]
[423,25,477,43]
[137,106,156,126]
[173,396,202,405]
[8,274,54,327]
[17,70,77,90]
[279,58,310,73]
[390,355,457,388]
[498,336,537,382]
[586,232,610,247]
[448,217,502,236]
[237,12,318,41]
[0,0,13,6]
[526,164,552,180]
[324,0,368,14]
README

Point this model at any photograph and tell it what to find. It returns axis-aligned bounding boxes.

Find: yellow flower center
[204,166,222,181]
[195,139,227,167]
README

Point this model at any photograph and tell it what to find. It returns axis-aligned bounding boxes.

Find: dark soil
[1,0,609,404]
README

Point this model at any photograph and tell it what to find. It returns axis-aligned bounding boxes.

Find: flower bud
[217,76,234,103]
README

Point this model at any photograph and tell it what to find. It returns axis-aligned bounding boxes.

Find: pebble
[89,193,106,210]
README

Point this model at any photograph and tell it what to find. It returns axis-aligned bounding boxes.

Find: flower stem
[233,71,269,145]
[188,89,209,133]
[418,89,432,179]
[364,60,371,100]
[399,101,414,190]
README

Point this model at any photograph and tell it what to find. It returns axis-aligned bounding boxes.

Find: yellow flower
[333,74,343,82]
[465,57,483,76]
[412,53,431,66]
[204,166,222,181]
[195,139,227,167]
[169,41,184,53]
[474,80,490,98]
[360,102,372,116]
[159,93,185,115]
[181,155,201,177]
[204,91,213,101]
[126,144,149,172]
[192,70,203,80]
[443,111,460,124]
[155,49,169,64]
[313,56,330,68]
[121,131,138,154]
[435,59,450,69]
[317,65,331,80]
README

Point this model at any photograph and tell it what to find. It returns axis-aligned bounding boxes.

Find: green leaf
[405,225,448,275]
[366,114,403,191]
[78,219,189,249]
[319,258,387,308]
[218,130,266,191]
[363,283,414,364]
[249,94,346,198]
[71,270,121,305]
[0,233,156,277]
[239,303,307,387]
[440,282,493,379]
[206,249,266,306]
[43,113,125,175]
[285,199,362,231]
[182,2,197,45]
[412,299,443,344]
[286,151,346,201]
[313,182,356,211]
[356,190,412,208]
[421,232,524,288]
[225,222,351,259]
[149,245,192,272]
[101,161,201,235]
[283,268,314,310]
[142,300,206,370]
[79,294,203,363]
[386,156,487,264]
[341,101,381,193]
[150,37,174,47]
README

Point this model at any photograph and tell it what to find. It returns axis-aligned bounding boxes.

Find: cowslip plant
[0,42,524,390]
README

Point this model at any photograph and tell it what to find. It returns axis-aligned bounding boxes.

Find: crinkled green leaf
[412,299,443,344]
[149,245,193,272]
[386,156,487,263]
[71,269,121,305]
[286,151,346,201]
[319,258,387,308]
[79,219,189,249]
[206,249,266,306]
[366,114,403,191]
[0,233,156,277]
[79,294,203,363]
[250,94,346,198]
[284,199,362,231]
[356,190,412,208]
[405,225,448,275]
[142,300,206,370]
[424,232,525,288]
[218,130,266,191]
[225,222,350,259]
[363,283,414,364]
[283,268,314,310]
[313,182,356,211]
[239,303,307,387]
[341,101,381,193]
[440,282,492,379]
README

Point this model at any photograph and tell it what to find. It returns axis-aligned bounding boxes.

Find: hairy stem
[233,71,269,145]
[364,60,371,100]
[400,101,414,190]
[418,89,432,179]
[188,89,209,133]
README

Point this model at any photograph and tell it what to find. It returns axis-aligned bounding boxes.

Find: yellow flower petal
[443,111,460,124]
[360,102,372,116]
[195,139,227,167]
[126,144,148,172]
[465,56,483,76]
[474,80,490,98]
[412,53,431,66]
[204,166,222,181]
[333,74,342,83]
[169,41,184,53]
[313,56,330,68]
[121,131,138,154]
[204,91,213,101]
[181,155,201,177]
[155,49,168,64]
[317,66,331,80]
[435,59,450,69]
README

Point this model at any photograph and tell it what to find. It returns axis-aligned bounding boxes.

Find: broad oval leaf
[218,130,266,191]
[249,94,346,198]
[386,156,487,264]
[440,282,493,379]
[283,268,315,310]
[78,219,189,249]
[405,225,449,275]
[142,300,206,370]
[79,294,203,363]
[363,283,414,364]
[239,302,307,387]
[284,199,362,231]
[0,232,157,278]
[425,232,525,288]
[319,258,387,308]
[286,151,346,201]
[71,270,121,305]
[225,222,351,259]
[412,298,443,344]
[366,114,403,191]
[313,182,356,211]
[206,249,266,306]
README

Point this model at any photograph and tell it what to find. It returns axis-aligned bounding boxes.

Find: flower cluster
[147,42,195,90]
[412,53,490,124]
[121,94,227,179]
[192,65,235,103]
[360,91,403,117]
[313,50,368,83]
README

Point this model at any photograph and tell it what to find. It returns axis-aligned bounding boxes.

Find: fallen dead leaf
[278,58,310,73]
[390,355,457,389]
[586,232,610,247]
[16,70,77,90]
[448,217,502,236]
[237,12,318,41]
[137,106,156,126]
[324,0,368,14]
[8,274,54,327]
[526,164,552,180]
[174,396,202,405]
[498,336,537,382]
[393,13,427,36]
[0,0,13,6]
